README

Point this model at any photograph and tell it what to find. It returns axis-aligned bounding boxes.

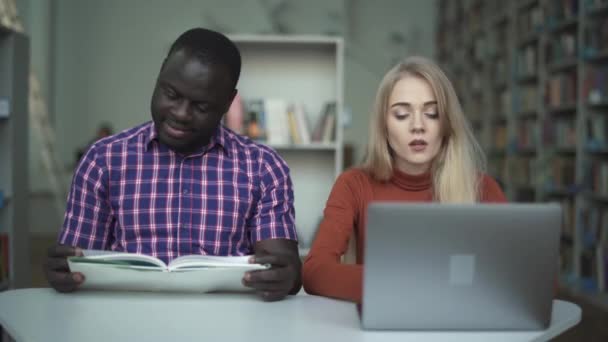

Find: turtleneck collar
[390,168,432,191]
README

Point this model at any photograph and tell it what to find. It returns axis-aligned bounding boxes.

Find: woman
[301,56,507,303]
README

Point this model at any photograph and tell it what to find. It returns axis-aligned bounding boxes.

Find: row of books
[587,115,608,148]
[516,119,540,149]
[492,124,508,149]
[546,71,577,107]
[517,45,538,77]
[544,157,577,189]
[584,16,608,58]
[543,117,578,148]
[583,65,608,104]
[517,4,544,38]
[585,0,608,9]
[559,197,576,274]
[590,161,608,196]
[578,204,608,291]
[546,32,577,66]
[224,95,337,146]
[507,156,536,187]
[546,0,579,26]
[516,85,538,114]
[491,58,509,88]
[560,198,576,239]
[498,90,512,117]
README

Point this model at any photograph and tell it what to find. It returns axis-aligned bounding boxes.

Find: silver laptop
[361,202,561,330]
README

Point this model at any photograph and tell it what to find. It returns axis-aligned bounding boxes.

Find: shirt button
[183,189,189,195]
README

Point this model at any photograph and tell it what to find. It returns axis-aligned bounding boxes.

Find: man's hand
[242,239,302,301]
[43,244,85,292]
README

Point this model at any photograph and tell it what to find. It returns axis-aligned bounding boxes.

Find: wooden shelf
[492,13,508,27]
[518,0,539,11]
[492,116,508,124]
[586,50,608,63]
[513,148,537,155]
[513,184,536,192]
[587,148,608,155]
[488,149,506,156]
[494,82,508,91]
[548,18,578,35]
[517,74,538,84]
[585,192,608,203]
[544,188,576,197]
[548,59,577,73]
[587,4,608,17]
[588,101,608,109]
[516,110,538,119]
[556,147,577,155]
[518,34,539,48]
[548,104,577,116]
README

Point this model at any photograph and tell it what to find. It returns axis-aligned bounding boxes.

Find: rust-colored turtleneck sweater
[302,167,507,303]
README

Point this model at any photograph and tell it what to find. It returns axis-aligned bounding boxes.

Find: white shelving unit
[229,34,344,254]
[0,24,30,289]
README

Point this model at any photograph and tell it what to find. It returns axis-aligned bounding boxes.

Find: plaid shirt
[59,122,297,263]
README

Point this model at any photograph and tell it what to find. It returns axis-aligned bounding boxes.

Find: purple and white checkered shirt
[59,121,297,263]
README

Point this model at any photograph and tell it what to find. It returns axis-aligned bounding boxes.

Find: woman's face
[386,75,443,175]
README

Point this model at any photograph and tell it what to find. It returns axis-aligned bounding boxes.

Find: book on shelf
[546,0,579,27]
[583,65,608,104]
[233,98,335,147]
[550,157,577,189]
[517,45,538,77]
[506,156,536,188]
[517,4,544,38]
[546,32,577,68]
[584,15,608,59]
[560,198,576,238]
[311,101,337,144]
[493,124,508,149]
[543,116,577,148]
[516,84,538,114]
[516,119,539,149]
[578,205,608,290]
[546,71,577,107]
[68,250,268,293]
[591,160,608,197]
[587,115,608,148]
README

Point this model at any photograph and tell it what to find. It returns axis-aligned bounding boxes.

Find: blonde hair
[362,56,486,203]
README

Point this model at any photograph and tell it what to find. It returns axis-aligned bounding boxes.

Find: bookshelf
[0,23,30,289]
[437,0,608,310]
[227,35,344,256]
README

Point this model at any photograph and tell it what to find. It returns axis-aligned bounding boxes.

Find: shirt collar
[145,121,230,157]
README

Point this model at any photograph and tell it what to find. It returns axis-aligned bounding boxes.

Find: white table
[0,288,580,342]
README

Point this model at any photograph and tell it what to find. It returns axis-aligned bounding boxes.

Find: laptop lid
[361,202,561,330]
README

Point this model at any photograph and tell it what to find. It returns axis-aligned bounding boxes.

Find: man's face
[150,50,236,154]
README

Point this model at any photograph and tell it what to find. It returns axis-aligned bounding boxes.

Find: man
[44,28,301,301]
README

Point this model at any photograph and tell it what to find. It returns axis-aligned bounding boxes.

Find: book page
[68,261,260,293]
[168,255,268,271]
[72,251,167,269]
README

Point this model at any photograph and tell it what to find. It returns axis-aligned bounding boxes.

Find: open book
[68,250,269,293]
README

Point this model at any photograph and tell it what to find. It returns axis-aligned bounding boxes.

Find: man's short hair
[168,28,241,89]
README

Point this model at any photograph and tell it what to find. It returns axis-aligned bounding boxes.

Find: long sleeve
[59,143,115,249]
[480,175,508,203]
[302,170,364,302]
